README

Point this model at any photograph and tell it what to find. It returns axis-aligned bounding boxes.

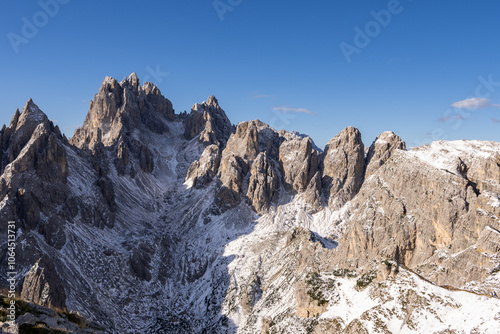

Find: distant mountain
[1,74,499,333]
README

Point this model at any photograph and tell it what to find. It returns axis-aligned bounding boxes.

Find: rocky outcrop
[69,74,173,177]
[333,143,500,290]
[129,243,154,282]
[0,99,51,174]
[10,122,68,182]
[228,120,281,159]
[246,152,279,213]
[185,144,221,188]
[143,81,175,121]
[184,95,234,147]
[321,126,365,209]
[0,295,104,334]
[279,136,318,193]
[71,73,174,150]
[295,280,328,318]
[216,154,245,210]
[303,171,323,212]
[21,257,66,309]
[365,131,406,177]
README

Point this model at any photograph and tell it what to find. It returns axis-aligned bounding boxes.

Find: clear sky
[1,0,500,148]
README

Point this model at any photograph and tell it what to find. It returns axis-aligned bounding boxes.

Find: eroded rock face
[184,95,234,147]
[214,120,285,213]
[279,136,318,193]
[222,120,277,160]
[10,122,68,183]
[365,131,406,178]
[295,280,328,318]
[216,154,245,210]
[185,144,221,188]
[333,144,500,288]
[321,126,365,209]
[129,243,154,282]
[71,73,174,149]
[0,99,51,174]
[246,152,279,213]
[303,171,323,212]
[215,121,327,214]
[21,257,66,309]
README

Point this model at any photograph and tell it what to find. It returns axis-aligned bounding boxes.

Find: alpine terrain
[1,73,499,333]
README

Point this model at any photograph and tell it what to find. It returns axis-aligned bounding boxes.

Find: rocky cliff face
[321,126,365,209]
[1,74,499,333]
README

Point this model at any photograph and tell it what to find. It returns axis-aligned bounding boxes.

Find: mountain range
[1,73,499,333]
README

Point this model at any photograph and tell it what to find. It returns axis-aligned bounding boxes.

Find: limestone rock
[143,82,175,120]
[222,120,280,161]
[246,152,279,213]
[215,154,245,210]
[333,144,500,290]
[303,171,323,212]
[185,144,221,188]
[21,257,66,309]
[38,215,66,250]
[129,244,153,282]
[215,120,283,212]
[10,122,68,182]
[71,73,173,149]
[0,100,50,173]
[295,280,328,318]
[321,126,365,209]
[279,136,318,193]
[365,131,406,177]
[184,95,234,147]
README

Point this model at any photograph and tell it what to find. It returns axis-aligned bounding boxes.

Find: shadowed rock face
[246,152,279,213]
[2,74,500,333]
[1,99,51,173]
[185,144,221,188]
[21,257,66,309]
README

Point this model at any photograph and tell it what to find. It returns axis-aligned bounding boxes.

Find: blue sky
[1,0,500,148]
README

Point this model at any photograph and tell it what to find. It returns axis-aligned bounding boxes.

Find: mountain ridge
[1,73,499,333]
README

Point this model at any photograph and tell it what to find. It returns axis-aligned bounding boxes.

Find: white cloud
[451,97,499,109]
[272,106,317,115]
[252,94,273,99]
[439,115,465,122]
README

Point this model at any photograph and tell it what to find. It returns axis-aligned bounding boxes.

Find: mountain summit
[1,74,499,333]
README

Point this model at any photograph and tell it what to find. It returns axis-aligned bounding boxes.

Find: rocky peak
[207,95,219,108]
[222,120,281,161]
[214,120,282,213]
[365,131,406,177]
[321,126,365,209]
[17,98,49,131]
[126,72,140,90]
[71,74,174,149]
[184,95,234,147]
[9,108,20,129]
[0,100,52,174]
